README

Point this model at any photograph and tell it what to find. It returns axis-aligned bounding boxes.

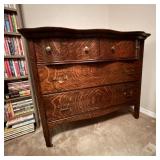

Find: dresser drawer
[43,82,139,121]
[100,39,140,60]
[34,38,99,64]
[37,61,141,94]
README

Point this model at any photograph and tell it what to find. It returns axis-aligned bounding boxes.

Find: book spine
[8,14,13,32]
[24,61,28,75]
[18,38,23,55]
[12,59,17,77]
[7,37,14,55]
[4,65,8,78]
[5,60,12,77]
[16,38,21,55]
[9,60,15,77]
[4,61,9,77]
[12,15,18,32]
[5,37,10,55]
[12,119,35,128]
[11,37,15,55]
[20,60,25,76]
[4,13,10,32]
[11,14,16,32]
[6,114,34,127]
[18,60,23,76]
[14,60,21,77]
[4,38,8,55]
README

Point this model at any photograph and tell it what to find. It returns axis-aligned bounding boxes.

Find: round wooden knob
[45,46,52,53]
[84,46,89,53]
[111,46,116,52]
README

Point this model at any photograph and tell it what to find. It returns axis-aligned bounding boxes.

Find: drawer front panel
[43,82,139,121]
[100,39,139,60]
[38,61,141,94]
[34,38,99,63]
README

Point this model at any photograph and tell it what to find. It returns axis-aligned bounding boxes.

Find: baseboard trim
[140,107,156,118]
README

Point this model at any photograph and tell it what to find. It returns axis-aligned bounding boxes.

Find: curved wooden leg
[134,104,140,119]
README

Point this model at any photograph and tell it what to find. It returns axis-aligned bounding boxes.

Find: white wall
[21,4,156,114]
[21,4,109,29]
[107,5,156,114]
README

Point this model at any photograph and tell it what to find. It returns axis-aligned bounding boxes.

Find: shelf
[5,95,32,103]
[5,76,28,81]
[4,32,21,37]
[4,7,17,13]
[4,55,25,59]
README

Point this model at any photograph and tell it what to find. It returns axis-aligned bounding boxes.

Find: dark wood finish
[100,39,140,60]
[18,27,150,147]
[43,82,139,121]
[33,38,140,64]
[4,7,17,13]
[37,61,141,94]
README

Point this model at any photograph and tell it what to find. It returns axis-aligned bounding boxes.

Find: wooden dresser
[19,27,150,147]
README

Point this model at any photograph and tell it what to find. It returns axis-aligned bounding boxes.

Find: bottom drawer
[43,82,139,121]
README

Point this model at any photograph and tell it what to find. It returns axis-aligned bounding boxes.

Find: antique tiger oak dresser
[19,27,150,147]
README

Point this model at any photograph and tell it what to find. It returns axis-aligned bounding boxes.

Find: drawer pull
[123,90,133,97]
[84,46,89,53]
[111,46,116,52]
[52,75,68,83]
[45,46,52,53]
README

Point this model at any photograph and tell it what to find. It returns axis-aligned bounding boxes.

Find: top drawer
[100,39,140,60]
[33,38,140,64]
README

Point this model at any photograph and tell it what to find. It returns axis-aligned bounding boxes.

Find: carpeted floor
[4,109,156,156]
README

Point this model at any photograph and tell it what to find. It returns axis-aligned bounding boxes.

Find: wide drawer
[43,82,139,121]
[37,61,141,94]
[100,39,140,60]
[34,38,99,64]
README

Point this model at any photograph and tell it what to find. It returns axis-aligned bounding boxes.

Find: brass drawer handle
[45,46,52,53]
[84,46,89,53]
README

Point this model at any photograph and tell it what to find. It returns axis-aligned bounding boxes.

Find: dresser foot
[45,136,53,147]
[134,104,140,119]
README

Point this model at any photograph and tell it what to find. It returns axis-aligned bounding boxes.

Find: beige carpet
[4,109,156,156]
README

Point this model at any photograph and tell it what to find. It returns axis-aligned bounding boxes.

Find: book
[5,128,34,141]
[6,114,34,127]
[4,123,35,141]
[8,14,13,32]
[4,102,15,120]
[12,119,35,128]
[4,13,10,32]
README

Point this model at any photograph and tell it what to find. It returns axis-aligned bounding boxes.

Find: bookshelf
[4,4,39,141]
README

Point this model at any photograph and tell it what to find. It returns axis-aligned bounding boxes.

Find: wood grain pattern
[100,39,140,59]
[18,27,150,39]
[34,38,140,64]
[19,27,150,147]
[43,82,139,121]
[33,38,99,63]
[37,61,141,94]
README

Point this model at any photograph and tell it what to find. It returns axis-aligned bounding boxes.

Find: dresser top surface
[18,27,150,40]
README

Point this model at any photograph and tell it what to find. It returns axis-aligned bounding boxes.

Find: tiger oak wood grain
[100,39,140,60]
[37,61,141,94]
[18,27,150,147]
[43,82,139,121]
